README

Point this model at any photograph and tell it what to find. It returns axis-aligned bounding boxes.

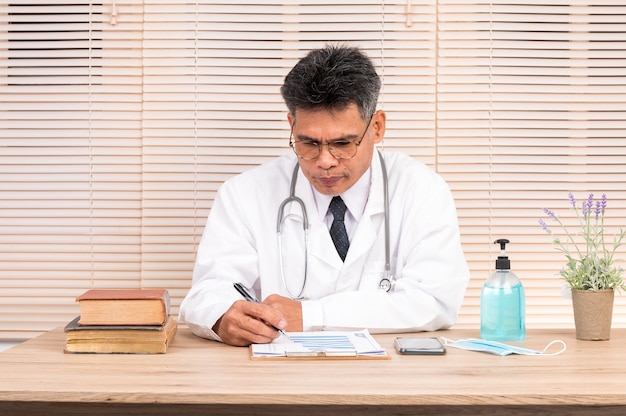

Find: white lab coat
[179,149,470,341]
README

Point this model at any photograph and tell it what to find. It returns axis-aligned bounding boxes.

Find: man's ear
[371,110,386,144]
[287,112,295,129]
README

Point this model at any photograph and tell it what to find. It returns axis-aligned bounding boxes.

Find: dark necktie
[329,196,349,261]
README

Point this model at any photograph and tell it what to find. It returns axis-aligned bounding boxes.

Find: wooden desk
[1,327,624,416]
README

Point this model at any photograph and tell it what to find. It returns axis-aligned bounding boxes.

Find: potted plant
[539,192,626,340]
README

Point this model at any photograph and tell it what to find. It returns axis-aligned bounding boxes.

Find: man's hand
[263,294,303,332]
[212,300,289,346]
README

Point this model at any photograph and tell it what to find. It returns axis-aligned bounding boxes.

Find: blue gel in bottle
[480,239,526,341]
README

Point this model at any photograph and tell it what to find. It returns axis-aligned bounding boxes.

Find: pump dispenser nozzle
[494,239,511,270]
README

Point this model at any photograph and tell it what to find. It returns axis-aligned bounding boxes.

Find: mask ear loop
[440,337,567,356]
[536,339,567,356]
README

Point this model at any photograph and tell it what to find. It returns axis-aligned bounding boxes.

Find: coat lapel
[344,151,386,267]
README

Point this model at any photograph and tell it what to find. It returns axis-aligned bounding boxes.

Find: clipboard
[249,347,390,360]
[248,329,391,360]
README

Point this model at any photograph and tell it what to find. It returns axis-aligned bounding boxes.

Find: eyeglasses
[289,114,373,160]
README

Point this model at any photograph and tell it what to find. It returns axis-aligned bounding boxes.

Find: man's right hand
[212,300,288,346]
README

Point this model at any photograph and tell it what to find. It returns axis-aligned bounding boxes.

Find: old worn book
[76,289,170,325]
[64,315,177,354]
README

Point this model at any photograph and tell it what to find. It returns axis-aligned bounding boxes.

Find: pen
[233,282,290,339]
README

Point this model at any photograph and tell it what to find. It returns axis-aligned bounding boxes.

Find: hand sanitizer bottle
[480,239,526,341]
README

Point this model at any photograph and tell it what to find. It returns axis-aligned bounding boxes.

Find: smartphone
[394,337,446,355]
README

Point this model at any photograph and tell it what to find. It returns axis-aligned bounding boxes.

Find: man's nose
[316,143,339,168]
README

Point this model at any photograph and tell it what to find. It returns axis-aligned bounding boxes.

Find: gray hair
[280,45,381,121]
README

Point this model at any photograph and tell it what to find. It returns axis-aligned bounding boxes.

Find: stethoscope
[276,150,396,299]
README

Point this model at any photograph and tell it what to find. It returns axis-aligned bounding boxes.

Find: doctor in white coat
[179,45,470,346]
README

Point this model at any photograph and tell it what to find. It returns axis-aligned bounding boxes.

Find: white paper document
[250,329,387,358]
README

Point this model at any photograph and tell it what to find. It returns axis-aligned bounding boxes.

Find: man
[179,45,470,346]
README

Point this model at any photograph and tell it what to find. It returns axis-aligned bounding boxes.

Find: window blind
[1,0,625,339]
[1,1,144,338]
[140,0,437,326]
[2,0,432,338]
[438,1,626,328]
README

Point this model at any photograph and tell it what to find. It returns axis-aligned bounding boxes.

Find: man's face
[288,104,386,196]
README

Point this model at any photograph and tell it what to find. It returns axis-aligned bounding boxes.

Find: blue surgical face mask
[441,338,566,356]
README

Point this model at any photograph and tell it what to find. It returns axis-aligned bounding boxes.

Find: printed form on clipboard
[250,329,390,360]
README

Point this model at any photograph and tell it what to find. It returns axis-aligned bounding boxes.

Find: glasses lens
[293,141,319,159]
[328,141,357,159]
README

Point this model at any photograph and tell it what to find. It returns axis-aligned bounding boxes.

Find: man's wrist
[212,316,223,335]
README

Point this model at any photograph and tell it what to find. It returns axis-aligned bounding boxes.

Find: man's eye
[332,141,353,148]
[300,141,319,147]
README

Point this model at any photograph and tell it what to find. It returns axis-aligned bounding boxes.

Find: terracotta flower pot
[571,289,615,341]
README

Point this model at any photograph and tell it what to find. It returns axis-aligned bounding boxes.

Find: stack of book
[64,288,177,354]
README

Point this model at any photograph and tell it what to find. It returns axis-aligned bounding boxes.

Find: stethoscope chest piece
[378,274,397,292]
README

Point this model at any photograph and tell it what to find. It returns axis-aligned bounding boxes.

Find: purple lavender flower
[582,201,589,219]
[587,193,594,208]
[543,208,557,220]
[540,192,625,291]
[568,192,576,207]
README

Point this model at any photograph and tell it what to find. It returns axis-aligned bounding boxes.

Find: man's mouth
[317,176,342,187]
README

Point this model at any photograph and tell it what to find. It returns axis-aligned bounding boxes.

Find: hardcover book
[64,315,177,354]
[76,289,170,326]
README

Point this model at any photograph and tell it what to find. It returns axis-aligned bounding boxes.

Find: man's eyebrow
[294,132,359,142]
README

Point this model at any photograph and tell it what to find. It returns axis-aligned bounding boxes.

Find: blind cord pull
[110,1,118,25]
[405,0,413,27]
